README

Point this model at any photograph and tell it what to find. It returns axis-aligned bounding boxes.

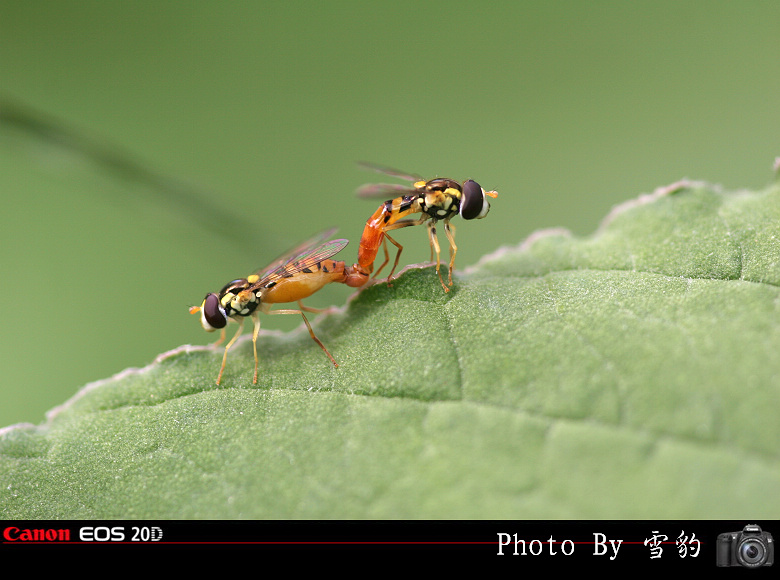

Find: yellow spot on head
[247,274,260,283]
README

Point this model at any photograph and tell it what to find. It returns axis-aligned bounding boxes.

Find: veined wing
[251,228,337,281]
[251,232,349,290]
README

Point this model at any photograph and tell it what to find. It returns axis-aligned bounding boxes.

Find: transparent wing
[252,228,337,281]
[356,182,420,199]
[251,230,349,290]
[257,239,349,287]
[356,161,423,183]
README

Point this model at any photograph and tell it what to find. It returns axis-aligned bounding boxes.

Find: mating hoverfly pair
[190,164,498,384]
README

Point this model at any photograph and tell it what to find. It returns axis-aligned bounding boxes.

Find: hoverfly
[189,228,365,385]
[350,163,498,292]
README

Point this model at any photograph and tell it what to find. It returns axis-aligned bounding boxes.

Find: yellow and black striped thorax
[415,178,464,221]
[381,178,490,224]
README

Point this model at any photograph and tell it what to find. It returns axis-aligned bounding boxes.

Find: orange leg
[371,237,391,280]
[382,216,429,286]
[443,220,457,287]
[250,314,261,384]
[269,302,338,367]
[212,327,227,347]
[426,221,449,292]
[298,302,331,315]
[380,232,403,285]
[216,319,246,385]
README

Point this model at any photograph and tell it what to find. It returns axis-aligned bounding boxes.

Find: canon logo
[3,527,71,542]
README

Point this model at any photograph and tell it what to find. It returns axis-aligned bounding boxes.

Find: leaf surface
[2,181,779,518]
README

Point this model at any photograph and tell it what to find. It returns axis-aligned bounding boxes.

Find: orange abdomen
[356,202,415,273]
[262,260,348,304]
[357,208,386,273]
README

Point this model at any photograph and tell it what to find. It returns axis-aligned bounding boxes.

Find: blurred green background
[1,1,778,427]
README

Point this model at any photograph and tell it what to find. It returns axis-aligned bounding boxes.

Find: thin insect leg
[443,220,457,286]
[217,319,245,385]
[427,221,448,292]
[372,237,391,280]
[298,300,335,314]
[251,313,261,384]
[382,232,403,286]
[383,216,427,285]
[212,327,227,347]
[383,216,428,232]
[298,305,327,314]
[269,308,338,367]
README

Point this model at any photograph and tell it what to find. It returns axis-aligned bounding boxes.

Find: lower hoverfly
[190,228,366,385]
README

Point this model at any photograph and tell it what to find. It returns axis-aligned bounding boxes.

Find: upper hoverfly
[350,163,498,292]
[190,228,365,385]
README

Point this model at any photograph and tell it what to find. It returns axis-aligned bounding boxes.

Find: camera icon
[716,524,774,568]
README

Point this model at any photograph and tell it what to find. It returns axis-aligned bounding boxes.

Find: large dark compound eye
[459,180,490,220]
[202,293,227,330]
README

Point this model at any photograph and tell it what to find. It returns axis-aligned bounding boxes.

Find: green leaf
[2,180,780,518]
